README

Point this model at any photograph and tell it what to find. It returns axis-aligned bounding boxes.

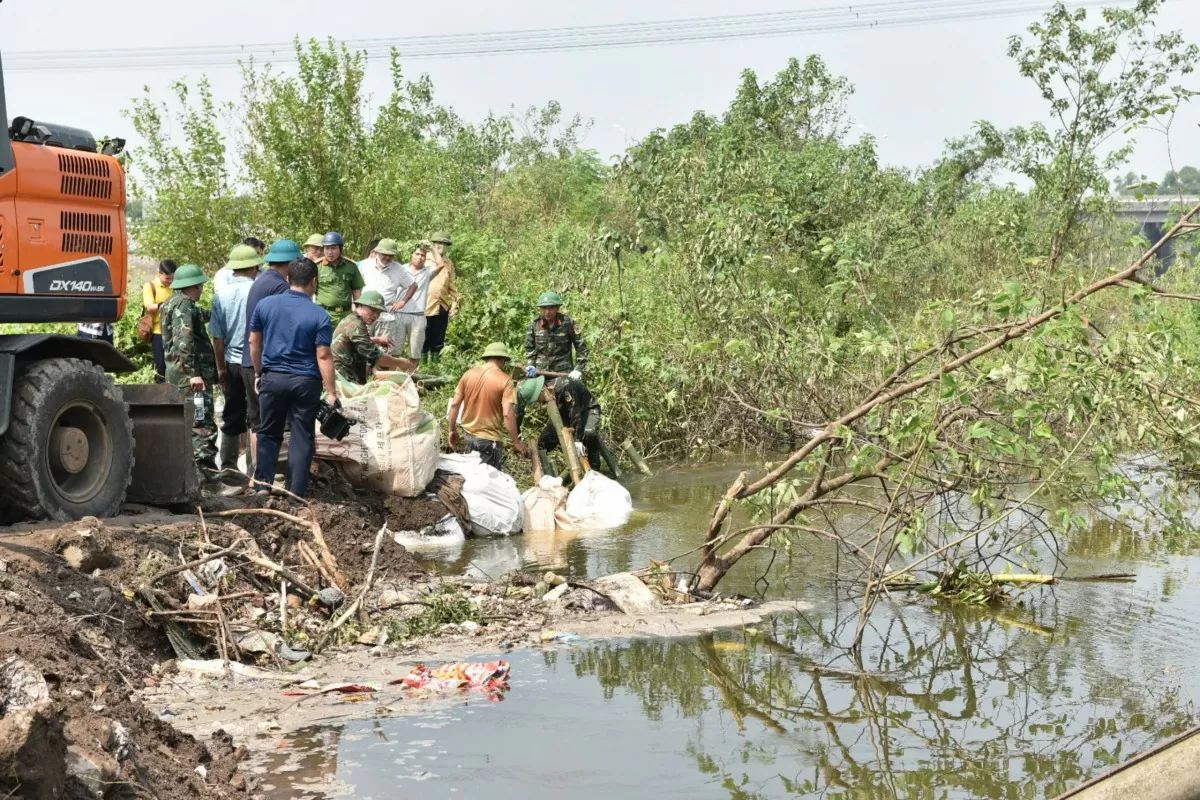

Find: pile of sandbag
[522,471,633,532]
[315,375,439,497]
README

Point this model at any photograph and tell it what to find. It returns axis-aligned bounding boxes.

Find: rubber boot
[218,433,245,486]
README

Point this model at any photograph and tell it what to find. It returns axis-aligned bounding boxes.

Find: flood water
[256,461,1200,799]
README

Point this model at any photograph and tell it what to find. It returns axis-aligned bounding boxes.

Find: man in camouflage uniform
[316,232,365,327]
[161,264,219,472]
[524,290,588,378]
[522,290,616,475]
[331,291,418,384]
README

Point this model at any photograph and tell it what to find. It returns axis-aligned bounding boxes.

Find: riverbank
[0,475,802,796]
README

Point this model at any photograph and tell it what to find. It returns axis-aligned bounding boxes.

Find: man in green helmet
[331,291,419,385]
[524,290,588,380]
[449,342,528,470]
[161,264,219,473]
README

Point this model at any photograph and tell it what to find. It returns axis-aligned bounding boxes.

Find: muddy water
[257,462,1200,799]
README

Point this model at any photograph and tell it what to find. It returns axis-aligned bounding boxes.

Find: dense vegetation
[120,2,1197,462]
[109,0,1200,610]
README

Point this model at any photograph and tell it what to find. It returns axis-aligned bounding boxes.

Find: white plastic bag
[437,452,524,536]
[315,375,439,497]
[566,471,633,528]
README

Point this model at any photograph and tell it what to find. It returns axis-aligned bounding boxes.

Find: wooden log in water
[543,396,583,485]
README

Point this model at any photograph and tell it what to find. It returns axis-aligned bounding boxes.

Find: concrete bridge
[1114,196,1200,271]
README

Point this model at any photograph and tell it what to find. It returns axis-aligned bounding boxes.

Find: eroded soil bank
[0,477,795,798]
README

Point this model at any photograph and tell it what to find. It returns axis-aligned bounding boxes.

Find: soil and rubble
[0,467,797,798]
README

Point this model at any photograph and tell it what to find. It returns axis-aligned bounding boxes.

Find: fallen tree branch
[314,523,388,652]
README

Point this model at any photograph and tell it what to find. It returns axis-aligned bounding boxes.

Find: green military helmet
[537,290,565,308]
[304,234,325,249]
[355,290,387,312]
[518,375,546,407]
[172,264,208,289]
[481,342,511,360]
[430,231,453,246]
[375,238,399,256]
[226,243,263,271]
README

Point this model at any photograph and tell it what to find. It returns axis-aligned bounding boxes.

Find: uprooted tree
[683,0,1200,645]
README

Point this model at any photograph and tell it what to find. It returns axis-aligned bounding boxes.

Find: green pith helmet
[518,375,546,407]
[430,231,453,245]
[304,234,325,248]
[355,290,387,312]
[226,243,263,271]
[375,238,399,256]
[536,290,565,307]
[481,342,511,360]
[172,264,208,289]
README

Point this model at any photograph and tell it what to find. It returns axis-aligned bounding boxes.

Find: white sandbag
[437,452,523,536]
[315,375,439,497]
[566,471,633,528]
[522,475,572,532]
[392,516,466,560]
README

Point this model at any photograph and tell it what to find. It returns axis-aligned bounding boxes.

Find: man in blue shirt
[209,243,262,476]
[239,239,297,479]
[248,257,339,499]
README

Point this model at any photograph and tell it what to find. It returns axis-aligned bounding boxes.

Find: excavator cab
[0,47,198,521]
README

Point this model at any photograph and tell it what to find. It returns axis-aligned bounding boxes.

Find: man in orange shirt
[448,342,529,470]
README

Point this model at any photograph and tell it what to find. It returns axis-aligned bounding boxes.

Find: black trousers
[240,365,262,433]
[220,363,249,436]
[254,372,321,498]
[424,307,449,357]
[465,433,504,470]
[151,333,166,384]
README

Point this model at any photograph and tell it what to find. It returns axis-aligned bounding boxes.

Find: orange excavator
[0,41,197,521]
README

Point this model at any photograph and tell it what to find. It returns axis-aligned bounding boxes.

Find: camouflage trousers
[186,388,219,471]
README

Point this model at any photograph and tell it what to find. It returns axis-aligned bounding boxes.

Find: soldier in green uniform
[331,291,418,384]
[315,232,365,326]
[524,290,588,379]
[521,290,619,476]
[161,264,219,472]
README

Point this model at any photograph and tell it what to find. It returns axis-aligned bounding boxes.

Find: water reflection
[252,461,1200,798]
[257,600,1194,799]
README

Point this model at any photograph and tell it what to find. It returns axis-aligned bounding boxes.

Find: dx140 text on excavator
[0,28,198,521]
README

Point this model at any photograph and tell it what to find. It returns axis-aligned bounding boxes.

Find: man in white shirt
[357,238,413,352]
[389,242,443,359]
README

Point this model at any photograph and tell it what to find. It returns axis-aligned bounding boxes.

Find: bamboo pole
[542,394,583,484]
[560,427,586,484]
[620,439,652,475]
[530,439,544,483]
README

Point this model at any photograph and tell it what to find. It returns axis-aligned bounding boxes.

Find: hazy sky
[2,0,1198,183]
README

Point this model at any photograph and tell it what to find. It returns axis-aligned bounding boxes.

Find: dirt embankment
[0,479,615,798]
[0,470,791,798]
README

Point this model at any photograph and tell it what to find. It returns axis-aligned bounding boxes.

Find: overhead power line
[2,0,1140,72]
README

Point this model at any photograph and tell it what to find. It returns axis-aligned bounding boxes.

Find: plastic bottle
[193,392,205,424]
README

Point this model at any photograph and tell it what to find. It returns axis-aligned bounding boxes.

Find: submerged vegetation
[125,1,1200,636]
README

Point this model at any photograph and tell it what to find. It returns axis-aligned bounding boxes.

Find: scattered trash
[196,558,229,588]
[540,630,580,644]
[236,629,280,655]
[278,642,311,663]
[542,583,570,603]
[544,571,566,587]
[194,764,208,780]
[391,660,511,701]
[177,659,312,683]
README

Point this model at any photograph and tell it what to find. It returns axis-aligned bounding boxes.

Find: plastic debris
[540,630,580,644]
[390,660,511,701]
